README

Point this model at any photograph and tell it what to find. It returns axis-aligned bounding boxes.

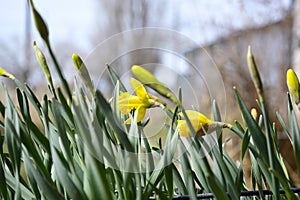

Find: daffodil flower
[118,78,154,123]
[177,110,212,137]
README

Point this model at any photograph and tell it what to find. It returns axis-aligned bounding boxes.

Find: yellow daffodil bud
[132,65,158,84]
[247,46,264,101]
[72,54,94,94]
[251,108,258,121]
[286,68,300,104]
[131,65,179,105]
[177,110,212,137]
[0,67,15,80]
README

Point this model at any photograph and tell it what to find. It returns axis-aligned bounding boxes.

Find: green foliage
[0,2,300,199]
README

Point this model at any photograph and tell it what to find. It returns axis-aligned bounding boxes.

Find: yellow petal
[177,110,211,137]
[123,107,147,124]
[182,110,211,124]
[130,78,149,100]
[118,92,142,114]
[177,120,191,137]
[177,119,203,137]
[135,106,146,122]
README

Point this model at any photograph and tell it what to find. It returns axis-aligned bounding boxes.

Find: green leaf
[287,93,300,175]
[235,164,244,192]
[84,152,113,200]
[212,100,223,153]
[260,100,280,199]
[178,141,196,199]
[256,157,272,189]
[241,130,250,160]
[164,164,173,198]
[234,120,245,133]
[270,168,298,200]
[172,163,188,195]
[0,99,5,117]
[51,147,87,199]
[0,157,8,199]
[206,174,230,200]
[233,87,268,160]
[4,107,21,175]
[16,89,50,153]
[143,128,178,199]
[23,153,42,199]
[107,64,127,92]
[57,88,74,127]
[276,111,291,140]
[95,90,132,151]
[209,143,240,199]
[4,170,35,199]
[51,100,72,162]
[189,142,210,193]
[23,155,63,199]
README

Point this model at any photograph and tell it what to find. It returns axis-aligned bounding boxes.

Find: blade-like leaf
[95,90,132,151]
[107,64,126,92]
[23,155,63,199]
[241,130,250,160]
[0,157,7,199]
[206,174,230,200]
[84,152,113,200]
[233,88,268,160]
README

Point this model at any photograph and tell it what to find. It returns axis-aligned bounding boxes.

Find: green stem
[46,43,72,100]
[260,100,280,199]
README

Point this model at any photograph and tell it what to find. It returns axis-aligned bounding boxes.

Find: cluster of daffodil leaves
[2,0,300,198]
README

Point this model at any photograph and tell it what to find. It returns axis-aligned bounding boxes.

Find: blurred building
[185,15,293,121]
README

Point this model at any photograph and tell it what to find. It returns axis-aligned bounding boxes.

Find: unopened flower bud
[33,41,53,85]
[247,46,264,101]
[72,54,94,94]
[286,68,300,104]
[251,108,258,121]
[0,67,15,80]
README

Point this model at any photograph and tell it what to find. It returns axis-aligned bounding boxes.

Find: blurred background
[1,0,300,185]
[0,0,298,112]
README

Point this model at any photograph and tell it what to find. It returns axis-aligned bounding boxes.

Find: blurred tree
[89,0,181,93]
[89,0,294,113]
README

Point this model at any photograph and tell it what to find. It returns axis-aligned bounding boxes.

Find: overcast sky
[0,0,293,47]
[0,0,293,85]
[0,1,95,47]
